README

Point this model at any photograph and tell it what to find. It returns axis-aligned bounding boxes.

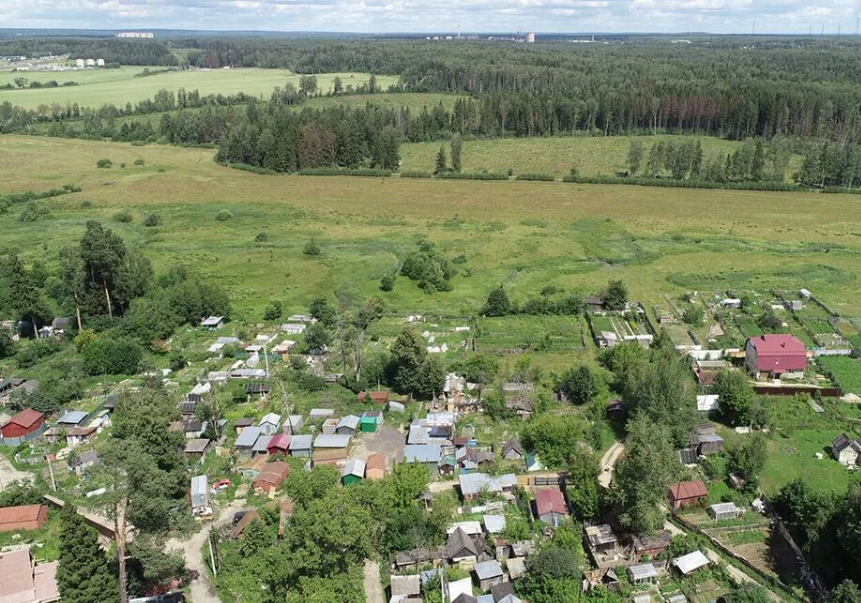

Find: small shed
[341,458,366,486]
[252,435,273,457]
[671,550,710,576]
[57,410,88,427]
[312,434,351,465]
[360,410,383,432]
[290,434,313,457]
[252,461,290,494]
[235,425,262,456]
[185,438,210,458]
[336,415,360,436]
[534,489,568,526]
[668,480,708,510]
[709,502,742,521]
[483,515,506,535]
[446,527,478,563]
[357,390,389,405]
[266,433,291,455]
[473,559,504,591]
[390,574,421,600]
[627,563,658,585]
[190,475,209,509]
[366,453,387,480]
[0,409,45,439]
[234,418,254,435]
[697,433,725,455]
[282,415,304,434]
[71,450,101,476]
[200,316,224,330]
[309,408,335,420]
[502,438,523,461]
[259,413,281,436]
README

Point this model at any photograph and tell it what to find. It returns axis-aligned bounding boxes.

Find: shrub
[226,162,279,175]
[79,200,92,208]
[515,173,555,181]
[263,300,283,321]
[562,174,800,192]
[303,238,322,256]
[96,159,112,169]
[120,163,126,168]
[168,350,187,371]
[400,170,432,179]
[254,231,269,242]
[133,159,145,166]
[15,339,60,368]
[18,202,50,222]
[82,335,142,375]
[297,167,391,177]
[215,209,233,222]
[380,274,395,291]
[143,213,161,227]
[436,171,508,181]
[113,209,133,223]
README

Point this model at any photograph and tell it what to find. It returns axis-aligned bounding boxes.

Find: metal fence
[0,422,47,447]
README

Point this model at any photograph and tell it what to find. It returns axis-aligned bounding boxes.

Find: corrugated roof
[58,410,88,424]
[390,574,421,597]
[535,489,567,516]
[474,559,503,580]
[290,434,313,449]
[185,439,210,453]
[267,433,291,450]
[483,515,506,534]
[313,434,351,448]
[366,453,386,473]
[628,563,658,580]
[252,435,273,453]
[404,444,442,464]
[710,502,740,514]
[672,550,710,574]
[260,412,281,426]
[5,409,43,429]
[0,505,44,526]
[235,425,262,448]
[458,472,516,496]
[668,480,708,501]
[337,415,360,431]
[0,548,35,600]
[341,458,366,478]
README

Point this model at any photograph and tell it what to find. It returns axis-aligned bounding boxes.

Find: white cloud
[3,0,858,33]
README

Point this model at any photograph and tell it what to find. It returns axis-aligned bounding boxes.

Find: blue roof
[235,425,262,448]
[404,444,442,464]
[58,410,88,424]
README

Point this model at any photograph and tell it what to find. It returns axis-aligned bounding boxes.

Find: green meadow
[0,67,398,109]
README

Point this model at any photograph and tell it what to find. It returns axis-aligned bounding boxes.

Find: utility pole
[208,533,218,577]
[47,458,56,492]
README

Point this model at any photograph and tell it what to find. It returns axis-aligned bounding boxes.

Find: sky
[1,0,860,35]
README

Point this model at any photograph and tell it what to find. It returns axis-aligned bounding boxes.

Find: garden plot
[589,313,653,348]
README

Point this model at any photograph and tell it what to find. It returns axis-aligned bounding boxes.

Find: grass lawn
[761,429,853,495]
[0,67,398,109]
[400,135,802,179]
[819,356,861,394]
[3,134,861,330]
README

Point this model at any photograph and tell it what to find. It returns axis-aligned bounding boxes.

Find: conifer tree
[434,146,447,174]
[56,505,118,603]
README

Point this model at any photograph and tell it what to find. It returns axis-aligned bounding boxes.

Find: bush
[143,213,161,227]
[380,274,395,291]
[303,238,322,256]
[96,159,113,169]
[562,173,800,192]
[297,167,391,177]
[113,209,133,223]
[400,170,432,179]
[15,339,60,368]
[18,202,50,222]
[254,231,269,242]
[120,163,126,168]
[215,209,233,222]
[82,335,143,375]
[515,173,556,181]
[226,162,279,175]
[133,159,145,166]
[168,350,187,371]
[436,171,508,181]
[263,300,283,321]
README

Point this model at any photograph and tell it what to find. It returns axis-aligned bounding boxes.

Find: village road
[599,441,625,488]
[167,498,247,603]
[363,559,386,603]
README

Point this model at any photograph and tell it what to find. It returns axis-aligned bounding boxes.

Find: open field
[3,135,861,328]
[0,67,397,109]
[400,135,802,178]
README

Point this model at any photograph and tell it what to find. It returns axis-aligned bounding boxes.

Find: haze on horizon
[0,0,857,36]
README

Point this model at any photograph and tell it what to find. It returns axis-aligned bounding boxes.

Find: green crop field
[0,67,398,109]
[3,134,861,331]
[399,135,800,178]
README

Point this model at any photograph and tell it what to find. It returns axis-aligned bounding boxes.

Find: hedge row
[436,171,509,181]
[561,174,801,191]
[821,186,861,194]
[225,162,279,175]
[400,170,433,179]
[0,184,81,212]
[297,168,392,177]
[515,173,556,181]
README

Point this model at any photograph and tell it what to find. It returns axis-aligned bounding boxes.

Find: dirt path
[167,498,247,603]
[0,454,31,489]
[599,441,625,488]
[363,559,385,603]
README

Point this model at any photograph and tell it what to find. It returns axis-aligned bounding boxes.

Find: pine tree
[434,146,447,175]
[751,141,765,181]
[691,140,704,177]
[450,134,463,172]
[56,505,118,603]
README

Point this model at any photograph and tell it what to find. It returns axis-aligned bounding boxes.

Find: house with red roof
[1,409,45,440]
[668,480,708,510]
[0,505,49,533]
[266,433,291,456]
[252,461,290,494]
[534,489,568,527]
[745,334,807,379]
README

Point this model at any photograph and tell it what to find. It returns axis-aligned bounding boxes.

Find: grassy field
[819,356,861,394]
[0,67,398,109]
[3,134,861,329]
[399,135,800,178]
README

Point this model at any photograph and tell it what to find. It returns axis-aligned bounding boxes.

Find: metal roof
[252,435,273,453]
[185,439,210,454]
[390,574,421,597]
[458,472,516,496]
[446,521,483,536]
[672,550,710,575]
[710,502,740,514]
[201,316,223,326]
[260,412,281,426]
[309,408,335,419]
[669,480,708,501]
[404,444,443,464]
[337,415,360,431]
[190,475,209,507]
[628,563,658,580]
[58,411,88,424]
[483,515,506,534]
[698,433,724,443]
[235,425,262,448]
[408,425,430,445]
[341,458,366,478]
[290,434,313,449]
[473,560,503,580]
[313,434,351,448]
